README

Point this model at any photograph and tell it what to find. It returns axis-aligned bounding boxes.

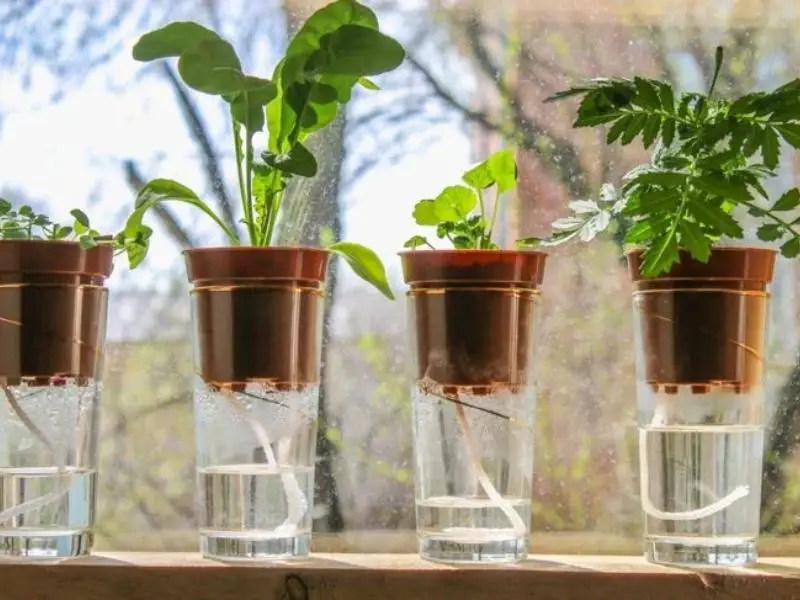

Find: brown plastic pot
[0,240,114,387]
[184,247,330,392]
[627,247,776,393]
[400,249,547,394]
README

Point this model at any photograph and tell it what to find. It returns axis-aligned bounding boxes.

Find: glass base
[201,531,311,562]
[419,533,527,564]
[0,529,92,560]
[645,536,757,567]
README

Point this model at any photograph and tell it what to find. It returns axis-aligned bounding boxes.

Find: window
[0,0,798,556]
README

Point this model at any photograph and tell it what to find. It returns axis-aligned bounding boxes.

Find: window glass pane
[0,0,798,552]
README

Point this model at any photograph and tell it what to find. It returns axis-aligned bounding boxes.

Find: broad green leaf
[679,220,711,262]
[125,179,237,267]
[631,171,687,188]
[462,161,495,189]
[773,189,800,212]
[227,77,277,131]
[132,22,220,61]
[782,237,800,258]
[624,219,658,244]
[323,25,406,76]
[487,149,518,193]
[266,142,318,177]
[404,235,428,249]
[328,241,394,300]
[412,200,439,225]
[657,81,675,114]
[757,224,784,242]
[70,209,90,229]
[762,126,780,170]
[433,186,477,222]
[624,188,680,216]
[177,39,243,95]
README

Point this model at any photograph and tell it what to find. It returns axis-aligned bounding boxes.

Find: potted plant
[0,201,143,559]
[125,0,405,561]
[543,47,800,567]
[400,148,547,564]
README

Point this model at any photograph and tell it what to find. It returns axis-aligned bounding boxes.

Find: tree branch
[159,62,239,237]
[124,159,197,249]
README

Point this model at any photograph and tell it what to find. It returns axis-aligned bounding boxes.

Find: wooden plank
[0,554,799,600]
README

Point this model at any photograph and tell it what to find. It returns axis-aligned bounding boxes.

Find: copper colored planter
[184,247,329,391]
[627,247,776,392]
[400,249,547,393]
[0,240,113,387]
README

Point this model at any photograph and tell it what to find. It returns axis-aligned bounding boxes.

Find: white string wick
[453,395,527,537]
[221,387,307,534]
[638,427,749,521]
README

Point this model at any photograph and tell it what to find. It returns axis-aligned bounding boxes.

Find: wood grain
[0,553,799,600]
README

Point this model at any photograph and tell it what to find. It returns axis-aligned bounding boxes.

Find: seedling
[124,0,406,299]
[0,197,146,256]
[542,46,800,276]
[404,148,538,250]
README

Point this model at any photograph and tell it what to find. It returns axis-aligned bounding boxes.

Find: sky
[0,4,475,295]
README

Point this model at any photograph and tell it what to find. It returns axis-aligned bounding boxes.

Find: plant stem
[244,130,255,245]
[708,46,724,99]
[478,189,486,221]
[263,172,286,247]
[487,188,503,244]
[232,116,256,245]
[740,199,800,238]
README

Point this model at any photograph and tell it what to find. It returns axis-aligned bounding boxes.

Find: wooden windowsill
[2,553,800,600]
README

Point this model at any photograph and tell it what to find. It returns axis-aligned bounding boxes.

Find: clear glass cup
[186,247,327,562]
[0,241,111,560]
[402,249,546,564]
[629,247,775,567]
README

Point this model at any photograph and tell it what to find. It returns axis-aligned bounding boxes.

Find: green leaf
[773,188,800,212]
[462,161,495,189]
[404,235,429,249]
[322,25,406,76]
[777,124,800,149]
[685,200,744,238]
[358,77,380,91]
[624,188,680,216]
[661,118,676,146]
[657,81,675,114]
[328,241,394,300]
[265,142,318,177]
[641,230,680,277]
[620,113,647,145]
[606,115,631,144]
[757,224,784,242]
[177,39,243,95]
[70,209,90,229]
[514,237,541,248]
[781,237,800,258]
[641,114,662,149]
[624,219,659,244]
[412,200,439,226]
[631,171,688,188]
[743,125,763,157]
[679,219,711,262]
[488,148,518,193]
[132,21,221,61]
[227,77,277,131]
[693,173,753,204]
[125,179,237,267]
[761,126,780,169]
[634,77,660,109]
[433,186,477,222]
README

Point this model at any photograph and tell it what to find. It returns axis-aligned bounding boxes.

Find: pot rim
[183,245,331,284]
[397,248,548,258]
[183,245,330,257]
[400,247,547,287]
[0,239,114,278]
